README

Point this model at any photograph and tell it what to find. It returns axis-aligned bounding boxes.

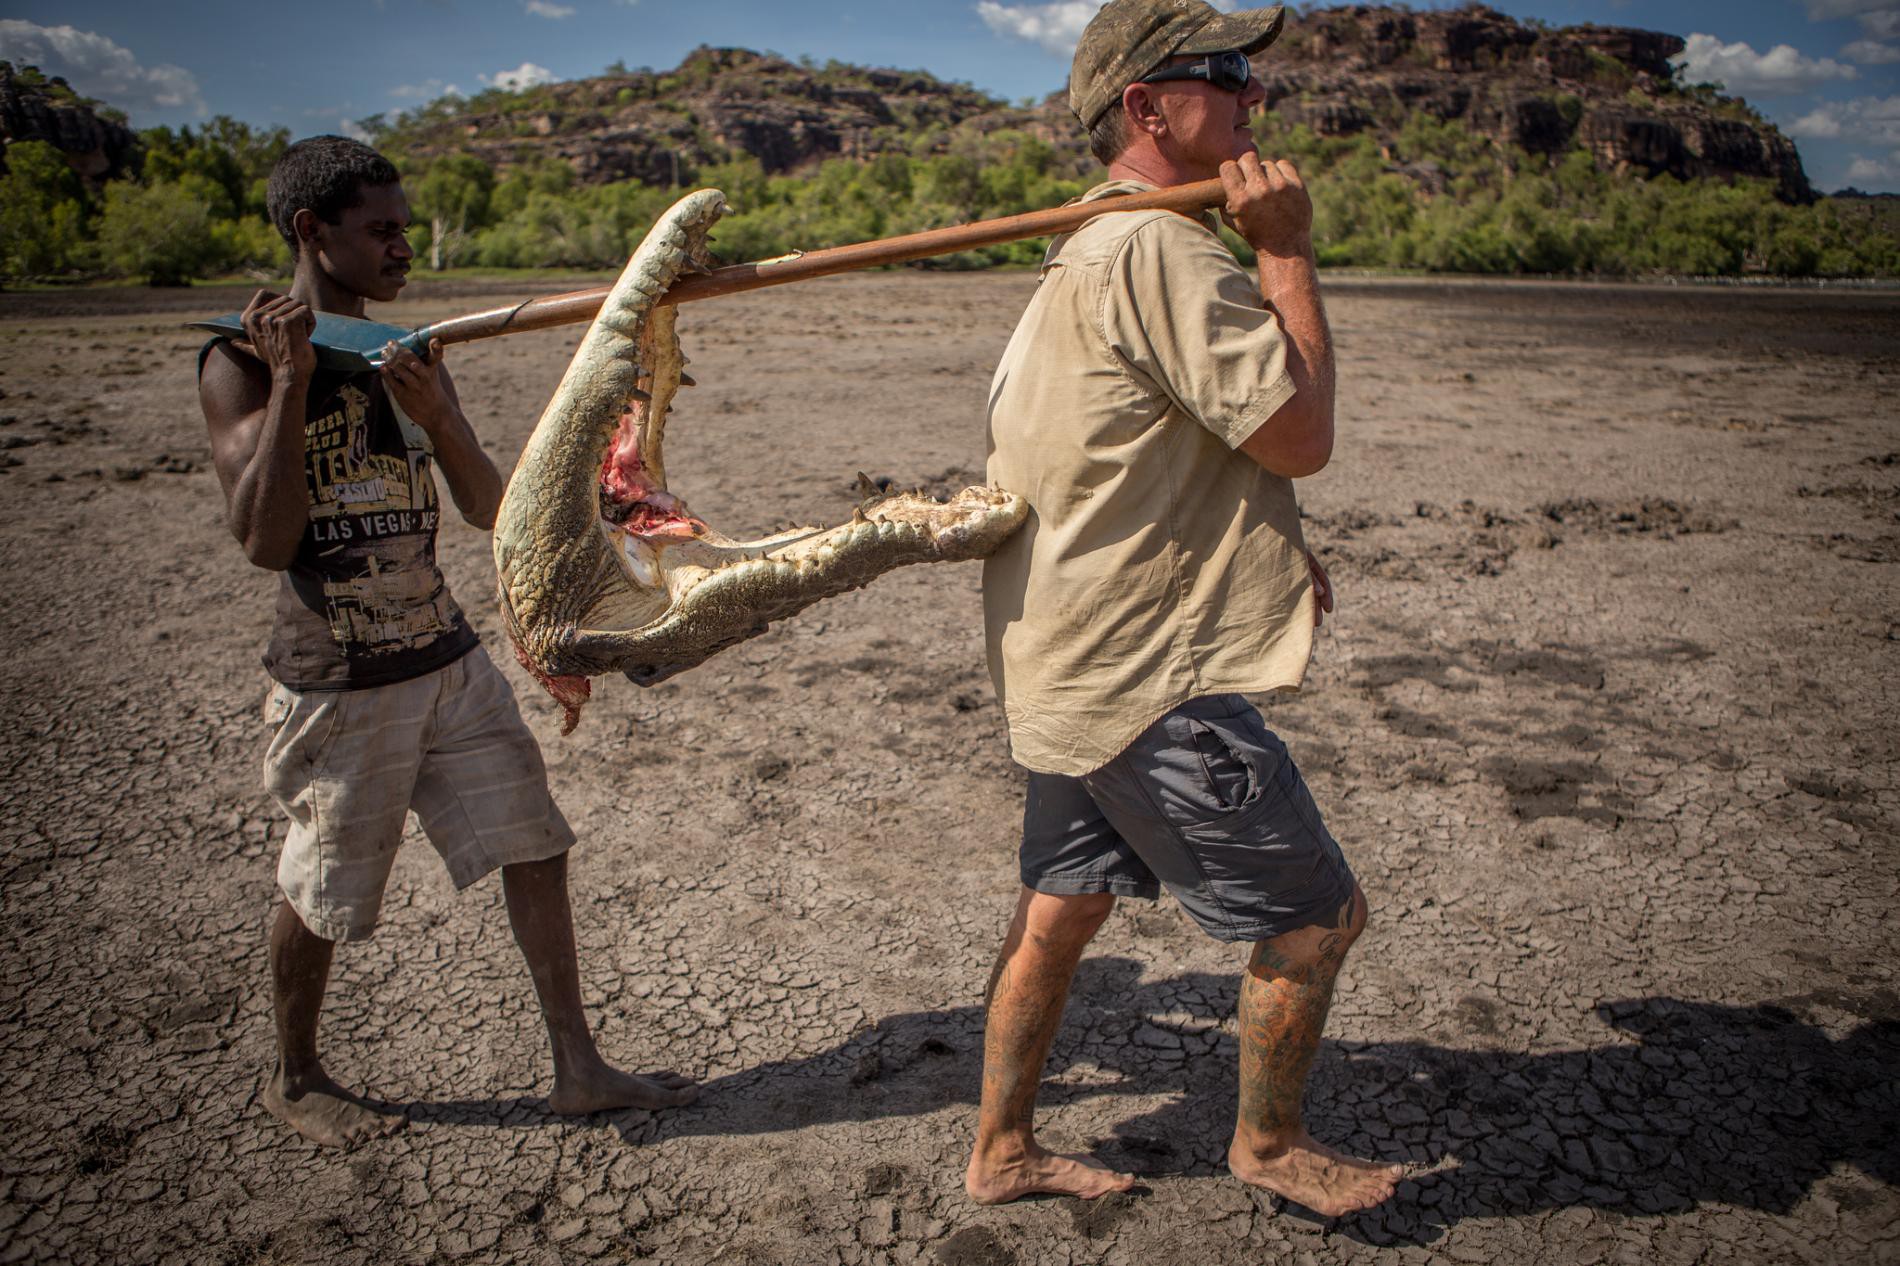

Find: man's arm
[199,291,317,570]
[381,340,504,531]
[1221,154,1335,480]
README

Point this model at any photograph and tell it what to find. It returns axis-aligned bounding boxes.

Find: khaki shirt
[982,180,1316,776]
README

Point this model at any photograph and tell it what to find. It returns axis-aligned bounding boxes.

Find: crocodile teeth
[493,187,1029,731]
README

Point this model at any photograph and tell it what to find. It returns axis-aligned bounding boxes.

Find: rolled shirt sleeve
[1102,215,1297,450]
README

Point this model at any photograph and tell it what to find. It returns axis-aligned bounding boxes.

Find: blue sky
[3,1,1897,192]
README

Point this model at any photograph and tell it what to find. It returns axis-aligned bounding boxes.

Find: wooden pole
[416,177,1227,348]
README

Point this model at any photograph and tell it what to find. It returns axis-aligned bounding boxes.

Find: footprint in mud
[1820,532,1900,563]
[1788,772,1884,831]
[73,1123,135,1176]
[937,1226,1016,1266]
[1068,1189,1140,1239]
[1452,993,1506,1037]
[861,1163,908,1196]
[1538,497,1735,539]
[1797,481,1900,520]
[1483,757,1629,824]
[1375,704,1461,741]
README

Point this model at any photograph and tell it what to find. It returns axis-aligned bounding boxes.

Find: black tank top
[201,342,478,690]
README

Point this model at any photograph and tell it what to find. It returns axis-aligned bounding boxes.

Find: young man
[965,0,1403,1216]
[199,135,695,1149]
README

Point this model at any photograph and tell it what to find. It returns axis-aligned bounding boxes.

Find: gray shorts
[1021,694,1355,943]
[263,645,575,943]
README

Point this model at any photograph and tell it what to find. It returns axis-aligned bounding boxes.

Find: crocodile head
[492,188,1027,732]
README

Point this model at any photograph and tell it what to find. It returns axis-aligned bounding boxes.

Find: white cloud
[976,1,1103,56]
[1806,0,1900,40]
[524,0,575,16]
[1673,33,1858,95]
[1862,10,1900,39]
[1788,106,1844,137]
[0,20,205,119]
[1842,37,1900,62]
[1805,0,1891,19]
[481,62,558,92]
[1844,152,1900,183]
[1787,94,1900,145]
[975,0,1243,57]
[391,78,462,100]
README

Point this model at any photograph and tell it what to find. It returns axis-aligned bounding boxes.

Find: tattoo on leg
[1236,893,1359,1140]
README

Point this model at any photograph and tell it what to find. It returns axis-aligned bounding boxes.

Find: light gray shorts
[1021,694,1356,944]
[263,645,575,943]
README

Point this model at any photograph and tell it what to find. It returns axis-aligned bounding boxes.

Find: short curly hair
[266,135,402,256]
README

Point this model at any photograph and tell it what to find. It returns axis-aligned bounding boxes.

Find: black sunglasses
[1136,49,1253,94]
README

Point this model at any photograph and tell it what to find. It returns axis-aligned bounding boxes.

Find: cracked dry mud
[1,275,1896,1266]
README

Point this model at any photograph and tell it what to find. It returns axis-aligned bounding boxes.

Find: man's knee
[1341,881,1369,944]
[1250,883,1367,977]
[1024,890,1116,951]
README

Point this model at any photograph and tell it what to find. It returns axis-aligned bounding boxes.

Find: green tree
[0,141,89,282]
[411,154,495,269]
[135,116,288,233]
[95,181,219,284]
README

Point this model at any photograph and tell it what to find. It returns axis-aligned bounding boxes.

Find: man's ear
[1123,83,1167,138]
[291,208,322,253]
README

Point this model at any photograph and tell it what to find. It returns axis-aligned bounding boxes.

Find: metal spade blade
[186,311,433,374]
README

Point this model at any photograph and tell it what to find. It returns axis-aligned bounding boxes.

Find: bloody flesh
[599,403,705,539]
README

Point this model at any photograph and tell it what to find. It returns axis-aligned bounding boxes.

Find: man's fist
[235,290,316,383]
[380,339,453,435]
[1219,152,1313,261]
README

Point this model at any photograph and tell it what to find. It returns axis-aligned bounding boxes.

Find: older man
[965,0,1402,1215]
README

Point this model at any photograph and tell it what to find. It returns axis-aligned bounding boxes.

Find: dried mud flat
[0,272,1896,1266]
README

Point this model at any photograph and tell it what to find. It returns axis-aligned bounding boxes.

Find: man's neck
[289,261,368,319]
[1106,133,1208,189]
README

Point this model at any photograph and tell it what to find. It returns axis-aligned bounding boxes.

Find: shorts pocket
[1137,707,1279,831]
[1127,705,1329,898]
[264,683,294,730]
[1186,717,1259,813]
[266,688,350,789]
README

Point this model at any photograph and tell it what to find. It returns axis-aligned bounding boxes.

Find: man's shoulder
[1069,205,1212,253]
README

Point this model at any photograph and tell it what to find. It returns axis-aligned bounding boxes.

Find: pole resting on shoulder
[187,176,1230,371]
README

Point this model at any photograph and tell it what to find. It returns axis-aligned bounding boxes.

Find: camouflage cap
[1069,0,1286,128]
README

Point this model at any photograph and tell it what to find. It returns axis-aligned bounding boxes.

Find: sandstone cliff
[1257,6,1812,202]
[397,46,1020,186]
[0,61,139,185]
[389,7,1812,204]
[0,6,1815,206]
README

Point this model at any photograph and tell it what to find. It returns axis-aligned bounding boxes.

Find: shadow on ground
[404,958,1899,1244]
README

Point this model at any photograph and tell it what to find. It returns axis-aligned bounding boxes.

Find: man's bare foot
[548,1063,698,1115]
[965,1142,1136,1205]
[262,1065,404,1150]
[1228,1131,1403,1217]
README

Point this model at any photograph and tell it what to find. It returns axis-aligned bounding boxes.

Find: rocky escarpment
[398,46,1021,185]
[394,8,1812,204]
[0,61,140,185]
[8,7,1810,208]
[1256,6,1813,202]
